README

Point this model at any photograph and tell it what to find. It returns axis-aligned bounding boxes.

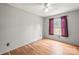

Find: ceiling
[9,3,79,17]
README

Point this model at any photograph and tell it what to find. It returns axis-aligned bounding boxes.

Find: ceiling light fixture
[44,8,48,12]
[43,3,51,12]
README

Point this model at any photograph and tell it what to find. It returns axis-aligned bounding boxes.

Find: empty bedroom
[0,3,79,55]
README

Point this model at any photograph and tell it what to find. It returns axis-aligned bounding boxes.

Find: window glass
[54,18,61,35]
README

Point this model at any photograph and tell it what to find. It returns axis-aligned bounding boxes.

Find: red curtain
[61,16,69,37]
[49,18,54,35]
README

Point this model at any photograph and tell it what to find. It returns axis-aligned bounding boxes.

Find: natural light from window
[54,18,61,36]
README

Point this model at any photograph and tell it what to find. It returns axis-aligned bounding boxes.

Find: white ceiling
[9,3,79,17]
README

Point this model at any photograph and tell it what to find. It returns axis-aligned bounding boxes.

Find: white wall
[43,10,79,45]
[0,4,43,54]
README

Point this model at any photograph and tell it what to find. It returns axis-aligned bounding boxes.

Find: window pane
[54,18,61,35]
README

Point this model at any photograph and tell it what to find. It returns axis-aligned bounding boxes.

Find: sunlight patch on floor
[52,43,64,54]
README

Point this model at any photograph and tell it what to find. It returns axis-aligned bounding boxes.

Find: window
[49,16,69,37]
[54,18,61,36]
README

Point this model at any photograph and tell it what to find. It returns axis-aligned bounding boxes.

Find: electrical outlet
[6,43,10,47]
[40,35,41,37]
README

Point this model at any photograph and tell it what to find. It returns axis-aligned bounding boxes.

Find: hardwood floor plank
[3,39,79,55]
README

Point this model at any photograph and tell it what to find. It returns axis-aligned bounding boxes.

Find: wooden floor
[3,39,79,55]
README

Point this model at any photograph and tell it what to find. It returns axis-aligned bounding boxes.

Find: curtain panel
[49,18,54,35]
[61,16,69,37]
